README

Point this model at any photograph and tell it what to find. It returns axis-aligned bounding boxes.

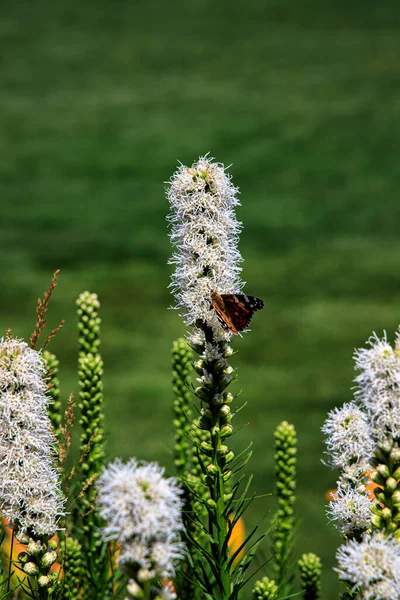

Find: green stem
[199,324,233,599]
[7,530,14,594]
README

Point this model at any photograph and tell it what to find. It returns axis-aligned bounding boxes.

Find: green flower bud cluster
[76,291,101,357]
[193,334,235,490]
[172,338,193,475]
[42,350,62,442]
[62,537,83,599]
[78,353,105,477]
[272,421,297,585]
[369,442,400,536]
[17,536,59,591]
[252,576,278,599]
[76,291,108,598]
[298,553,322,600]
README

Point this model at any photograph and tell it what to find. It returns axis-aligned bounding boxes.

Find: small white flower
[336,534,400,599]
[167,156,244,338]
[328,488,372,535]
[322,402,373,469]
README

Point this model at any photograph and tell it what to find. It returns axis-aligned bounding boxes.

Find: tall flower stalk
[167,156,259,599]
[0,337,65,598]
[75,291,108,598]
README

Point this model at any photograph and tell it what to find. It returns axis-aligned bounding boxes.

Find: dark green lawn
[1,1,400,596]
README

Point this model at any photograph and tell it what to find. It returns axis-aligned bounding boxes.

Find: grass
[1,0,400,596]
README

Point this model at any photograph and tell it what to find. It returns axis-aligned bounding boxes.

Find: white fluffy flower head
[336,534,400,599]
[97,458,185,579]
[327,488,372,536]
[0,338,65,536]
[167,155,244,339]
[354,332,400,441]
[322,402,373,469]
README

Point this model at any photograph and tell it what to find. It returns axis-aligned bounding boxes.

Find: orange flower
[228,516,246,564]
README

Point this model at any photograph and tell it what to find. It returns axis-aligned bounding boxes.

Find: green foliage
[298,553,322,600]
[271,421,297,589]
[252,576,278,600]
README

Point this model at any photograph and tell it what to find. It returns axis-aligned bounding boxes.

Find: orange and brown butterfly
[211,291,264,335]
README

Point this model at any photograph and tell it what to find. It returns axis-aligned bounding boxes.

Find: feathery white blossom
[167,155,244,339]
[97,458,185,579]
[322,402,373,469]
[354,332,400,441]
[0,338,65,536]
[328,488,372,535]
[336,534,400,599]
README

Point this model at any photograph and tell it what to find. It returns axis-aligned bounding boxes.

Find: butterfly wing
[211,292,264,334]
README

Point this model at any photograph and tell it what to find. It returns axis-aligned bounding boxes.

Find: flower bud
[220,424,233,438]
[374,489,386,504]
[18,552,29,564]
[386,477,397,492]
[15,531,30,545]
[194,360,204,374]
[382,507,392,520]
[200,441,213,456]
[212,393,224,405]
[195,386,209,401]
[23,562,39,576]
[207,464,218,475]
[371,501,383,515]
[27,540,44,556]
[390,447,400,461]
[127,579,143,598]
[370,514,383,529]
[223,451,235,464]
[219,405,231,418]
[38,575,51,588]
[41,550,58,567]
[376,464,390,479]
[223,392,234,404]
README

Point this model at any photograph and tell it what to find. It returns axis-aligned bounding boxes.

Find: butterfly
[211,291,264,335]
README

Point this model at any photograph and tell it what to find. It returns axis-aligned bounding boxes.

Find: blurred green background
[1,0,400,596]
